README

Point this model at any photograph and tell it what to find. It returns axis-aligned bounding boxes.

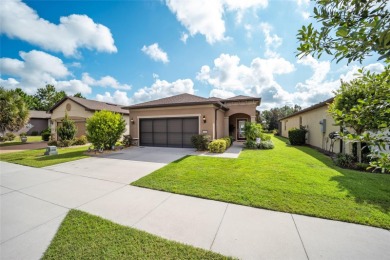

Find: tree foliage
[34,84,66,111]
[57,112,77,141]
[260,105,301,130]
[328,68,390,170]
[73,93,85,99]
[297,0,390,63]
[86,110,126,149]
[0,87,30,133]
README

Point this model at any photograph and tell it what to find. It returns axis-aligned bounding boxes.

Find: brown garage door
[140,117,198,148]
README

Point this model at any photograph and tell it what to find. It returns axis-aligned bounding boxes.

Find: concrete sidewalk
[1,156,389,259]
[195,142,243,158]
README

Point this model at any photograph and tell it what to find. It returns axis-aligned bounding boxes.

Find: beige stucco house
[49,96,129,139]
[279,98,351,153]
[123,93,261,148]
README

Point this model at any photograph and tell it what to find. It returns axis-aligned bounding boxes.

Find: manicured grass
[0,146,89,167]
[43,210,231,260]
[0,136,44,147]
[133,136,390,229]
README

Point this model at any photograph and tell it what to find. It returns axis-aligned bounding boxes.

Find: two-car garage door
[140,117,199,148]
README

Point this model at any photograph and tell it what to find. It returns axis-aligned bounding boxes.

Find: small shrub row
[334,153,356,169]
[244,140,275,149]
[47,135,88,147]
[208,139,227,153]
[191,134,211,151]
[122,135,133,147]
[0,133,16,142]
[221,136,232,147]
[288,127,307,145]
[41,128,51,141]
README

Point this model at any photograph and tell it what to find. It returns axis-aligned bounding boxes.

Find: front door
[237,119,247,140]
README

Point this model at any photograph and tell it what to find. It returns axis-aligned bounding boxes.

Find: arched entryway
[228,113,251,141]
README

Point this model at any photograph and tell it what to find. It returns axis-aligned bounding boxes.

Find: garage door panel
[153,119,167,132]
[153,133,167,146]
[167,119,182,133]
[141,120,153,132]
[183,118,198,132]
[141,133,153,146]
[183,133,194,147]
[167,133,182,147]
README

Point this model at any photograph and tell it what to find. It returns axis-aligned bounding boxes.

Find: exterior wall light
[131,118,135,124]
[202,115,206,123]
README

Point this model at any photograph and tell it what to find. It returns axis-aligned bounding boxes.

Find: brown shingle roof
[123,93,260,110]
[29,110,51,119]
[225,95,260,101]
[279,97,334,121]
[49,96,129,114]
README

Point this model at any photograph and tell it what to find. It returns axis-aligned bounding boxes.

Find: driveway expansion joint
[291,214,310,260]
[210,203,229,250]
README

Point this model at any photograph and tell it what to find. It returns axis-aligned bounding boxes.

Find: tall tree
[73,93,85,99]
[34,85,66,111]
[260,105,302,130]
[14,88,41,110]
[297,0,390,63]
[328,68,390,170]
[0,87,30,133]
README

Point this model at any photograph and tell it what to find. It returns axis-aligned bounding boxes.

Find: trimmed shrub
[244,140,257,149]
[58,139,73,147]
[334,153,356,168]
[31,131,39,136]
[73,135,88,146]
[208,139,227,153]
[5,132,16,141]
[57,112,77,141]
[222,136,231,147]
[20,132,27,137]
[191,134,211,151]
[47,140,58,146]
[41,128,51,141]
[288,127,307,145]
[86,110,126,150]
[258,140,274,149]
[123,135,132,147]
[229,136,234,145]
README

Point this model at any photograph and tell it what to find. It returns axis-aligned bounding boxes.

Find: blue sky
[0,0,385,109]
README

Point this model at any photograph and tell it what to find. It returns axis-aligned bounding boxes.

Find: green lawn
[43,210,231,260]
[0,136,44,147]
[133,136,390,229]
[0,146,89,167]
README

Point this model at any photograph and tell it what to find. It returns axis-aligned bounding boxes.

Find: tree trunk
[357,141,362,163]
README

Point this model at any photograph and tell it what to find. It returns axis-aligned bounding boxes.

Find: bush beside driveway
[133,136,390,229]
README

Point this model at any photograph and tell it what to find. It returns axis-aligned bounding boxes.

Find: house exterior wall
[216,109,225,139]
[129,105,217,139]
[280,105,346,153]
[225,101,258,118]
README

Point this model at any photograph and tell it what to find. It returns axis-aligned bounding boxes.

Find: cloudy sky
[0,0,385,109]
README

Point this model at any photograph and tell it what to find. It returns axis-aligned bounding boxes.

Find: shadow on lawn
[35,151,86,161]
[275,136,390,214]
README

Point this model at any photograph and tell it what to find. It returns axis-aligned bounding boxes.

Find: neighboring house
[279,98,349,154]
[122,93,261,148]
[9,110,51,135]
[49,96,129,139]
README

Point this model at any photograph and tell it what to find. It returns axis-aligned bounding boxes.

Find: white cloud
[141,43,169,63]
[166,0,268,44]
[294,0,311,19]
[96,90,132,106]
[0,50,131,95]
[260,22,283,58]
[197,53,294,106]
[95,77,195,105]
[132,78,194,104]
[180,32,189,43]
[82,73,131,90]
[0,0,117,56]
[293,55,386,107]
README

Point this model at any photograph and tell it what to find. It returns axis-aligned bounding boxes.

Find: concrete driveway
[1,146,390,260]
